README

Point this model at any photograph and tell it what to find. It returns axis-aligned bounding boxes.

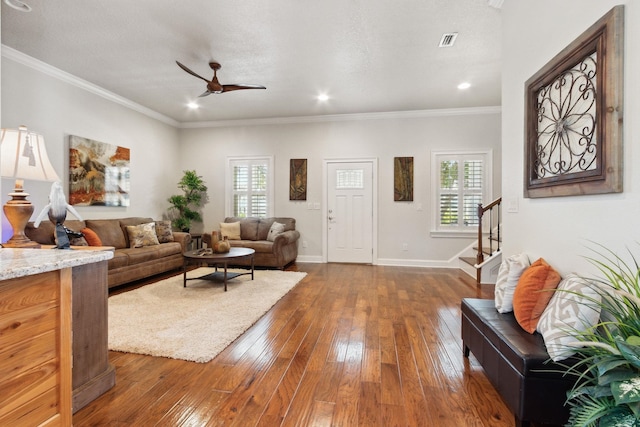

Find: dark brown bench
[461,298,579,427]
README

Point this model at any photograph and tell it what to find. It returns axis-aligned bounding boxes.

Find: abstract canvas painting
[69,135,130,206]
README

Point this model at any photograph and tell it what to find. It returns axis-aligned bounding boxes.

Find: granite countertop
[0,248,114,281]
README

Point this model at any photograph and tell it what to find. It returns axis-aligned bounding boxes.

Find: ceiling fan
[176,60,266,97]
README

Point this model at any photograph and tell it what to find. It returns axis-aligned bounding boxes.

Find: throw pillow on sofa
[220,221,241,240]
[155,220,174,243]
[537,273,602,361]
[513,258,562,333]
[267,222,285,241]
[495,253,530,313]
[125,222,160,248]
[82,228,103,246]
[70,235,89,246]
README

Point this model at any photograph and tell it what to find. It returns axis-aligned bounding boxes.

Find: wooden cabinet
[0,269,73,426]
[71,260,116,412]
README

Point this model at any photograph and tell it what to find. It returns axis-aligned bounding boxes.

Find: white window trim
[430,149,492,238]
[225,155,275,218]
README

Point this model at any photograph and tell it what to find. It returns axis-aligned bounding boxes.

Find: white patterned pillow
[267,222,285,242]
[125,222,160,248]
[537,274,602,361]
[495,253,530,313]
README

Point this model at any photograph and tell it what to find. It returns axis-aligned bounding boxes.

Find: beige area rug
[108,268,307,363]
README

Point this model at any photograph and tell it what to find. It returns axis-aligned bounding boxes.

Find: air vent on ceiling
[487,0,504,9]
[439,32,458,48]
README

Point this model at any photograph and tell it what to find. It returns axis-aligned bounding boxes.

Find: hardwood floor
[74,263,523,426]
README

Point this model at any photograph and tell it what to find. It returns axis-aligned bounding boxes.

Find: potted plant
[167,170,208,232]
[563,244,640,426]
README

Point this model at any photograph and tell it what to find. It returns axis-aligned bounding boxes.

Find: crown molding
[1,45,180,127]
[178,106,502,129]
[2,44,501,130]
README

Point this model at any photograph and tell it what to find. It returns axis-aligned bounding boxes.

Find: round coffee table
[183,247,255,291]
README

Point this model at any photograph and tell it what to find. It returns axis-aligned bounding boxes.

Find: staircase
[459,197,502,286]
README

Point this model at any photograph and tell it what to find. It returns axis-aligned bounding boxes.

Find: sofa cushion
[155,220,174,243]
[240,218,259,240]
[86,219,127,249]
[125,223,160,248]
[267,222,285,241]
[229,239,273,253]
[25,219,86,245]
[153,241,183,257]
[120,246,161,264]
[220,221,242,240]
[537,274,602,361]
[513,258,562,333]
[82,228,103,246]
[257,218,274,240]
[108,251,130,269]
[25,221,56,245]
[119,217,154,247]
[70,235,89,246]
[273,217,295,232]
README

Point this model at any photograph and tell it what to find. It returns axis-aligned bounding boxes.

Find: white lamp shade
[1,126,60,182]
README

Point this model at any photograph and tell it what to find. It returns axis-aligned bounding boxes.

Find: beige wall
[501,1,639,275]
[1,50,501,266]
[179,110,501,264]
[1,57,180,239]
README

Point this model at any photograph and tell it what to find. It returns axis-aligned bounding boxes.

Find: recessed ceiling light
[3,0,32,12]
[187,102,199,109]
[457,82,471,90]
[317,93,330,102]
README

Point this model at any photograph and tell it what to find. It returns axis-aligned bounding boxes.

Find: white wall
[179,110,501,264]
[502,1,639,275]
[1,50,501,267]
[1,57,181,240]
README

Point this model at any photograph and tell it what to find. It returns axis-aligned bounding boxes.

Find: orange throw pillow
[513,258,561,333]
[82,228,103,246]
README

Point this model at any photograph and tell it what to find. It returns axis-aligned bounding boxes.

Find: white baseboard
[295,255,324,263]
[296,256,463,269]
[375,258,458,268]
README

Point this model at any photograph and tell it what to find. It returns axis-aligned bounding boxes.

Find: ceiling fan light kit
[176,60,266,98]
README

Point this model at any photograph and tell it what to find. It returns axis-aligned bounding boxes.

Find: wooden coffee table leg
[251,254,254,280]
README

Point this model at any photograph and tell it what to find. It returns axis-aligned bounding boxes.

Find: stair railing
[476,197,502,267]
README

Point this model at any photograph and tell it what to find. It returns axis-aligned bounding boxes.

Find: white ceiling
[1,0,502,124]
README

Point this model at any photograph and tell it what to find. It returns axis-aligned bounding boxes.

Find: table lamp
[1,125,60,248]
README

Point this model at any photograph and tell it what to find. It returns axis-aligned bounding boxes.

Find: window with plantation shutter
[431,151,492,236]
[227,156,274,218]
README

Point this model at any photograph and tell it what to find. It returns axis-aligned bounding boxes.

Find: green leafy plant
[167,170,208,231]
[562,243,640,426]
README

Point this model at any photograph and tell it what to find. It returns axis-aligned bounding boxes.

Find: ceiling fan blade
[221,84,267,93]
[198,90,213,97]
[176,61,211,83]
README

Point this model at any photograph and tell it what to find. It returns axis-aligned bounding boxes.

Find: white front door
[327,161,373,263]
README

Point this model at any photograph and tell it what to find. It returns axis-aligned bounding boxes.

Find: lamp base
[2,197,40,249]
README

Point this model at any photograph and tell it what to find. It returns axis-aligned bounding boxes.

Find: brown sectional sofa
[202,217,299,269]
[26,217,191,289]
